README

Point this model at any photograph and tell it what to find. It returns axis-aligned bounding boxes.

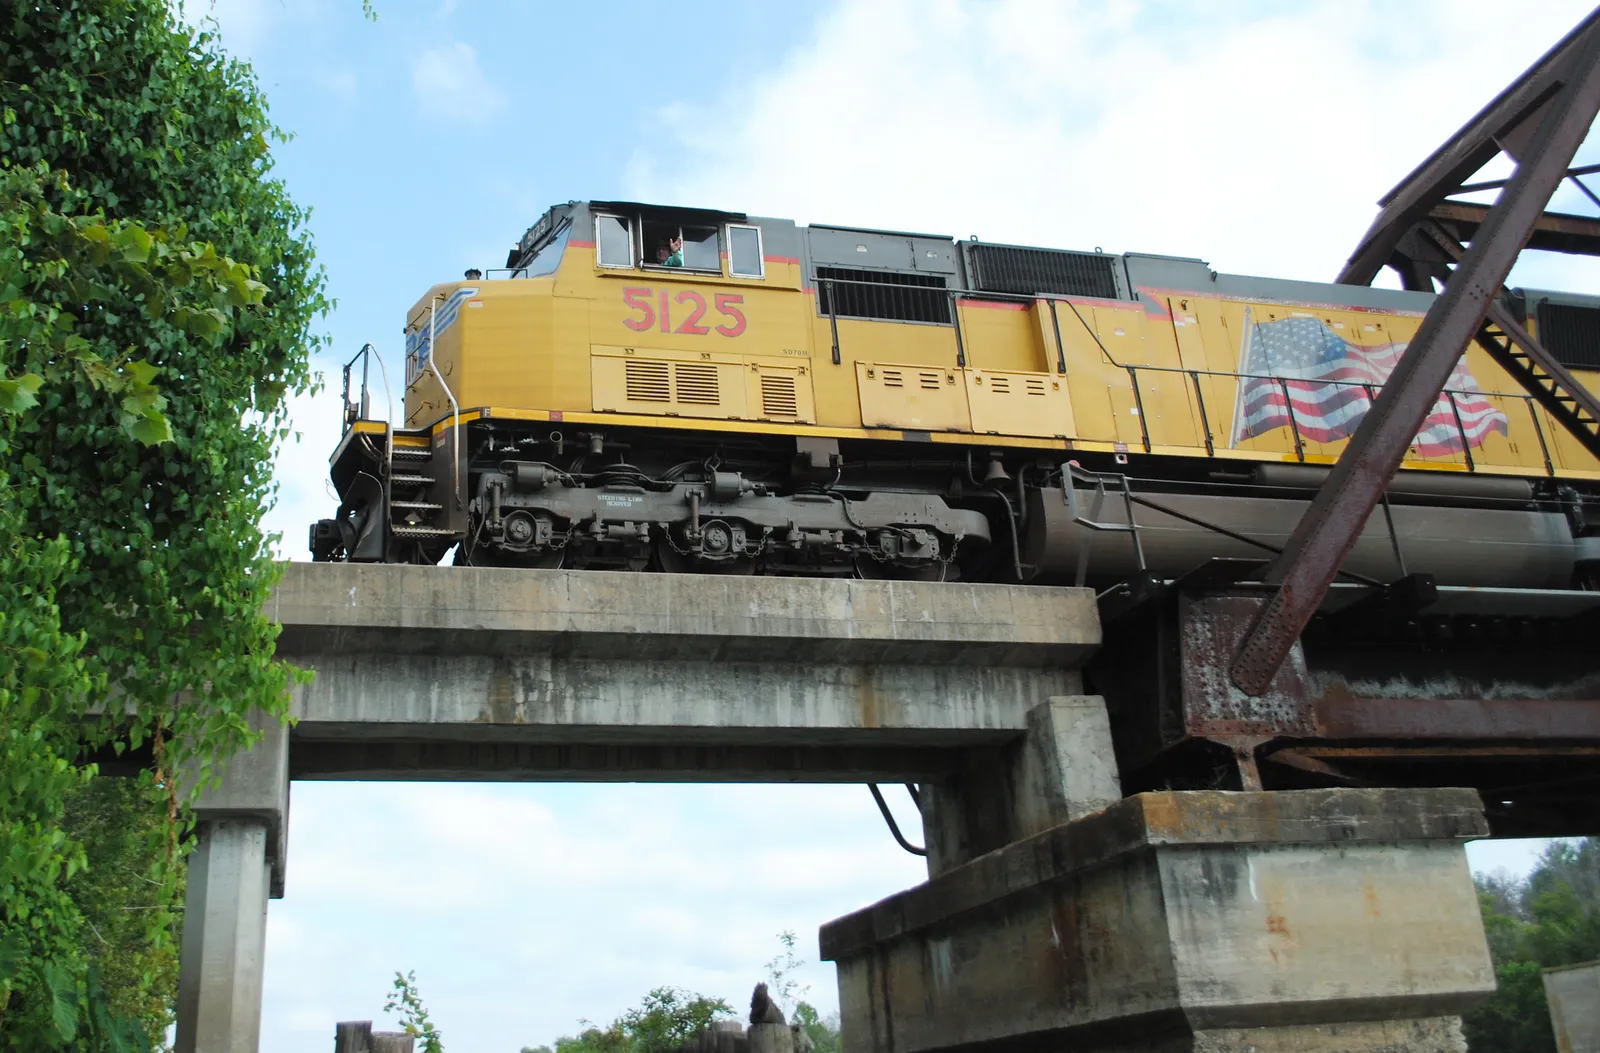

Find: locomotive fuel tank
[1023,477,1585,588]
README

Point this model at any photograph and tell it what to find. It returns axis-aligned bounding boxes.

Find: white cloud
[626,0,1599,286]
[261,783,927,1053]
[411,40,505,126]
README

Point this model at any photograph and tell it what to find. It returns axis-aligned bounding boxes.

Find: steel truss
[1096,9,1600,834]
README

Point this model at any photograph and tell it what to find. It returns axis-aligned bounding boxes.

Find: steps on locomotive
[386,432,454,541]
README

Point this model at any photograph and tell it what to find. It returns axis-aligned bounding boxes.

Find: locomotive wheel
[654,538,755,575]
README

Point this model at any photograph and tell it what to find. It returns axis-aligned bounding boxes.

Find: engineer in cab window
[655,234,684,267]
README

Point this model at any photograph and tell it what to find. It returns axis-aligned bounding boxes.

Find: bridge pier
[823,786,1496,1053]
[176,716,289,1053]
[917,694,1121,876]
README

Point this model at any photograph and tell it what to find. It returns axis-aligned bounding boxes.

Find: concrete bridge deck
[178,562,1498,1053]
[270,562,1101,782]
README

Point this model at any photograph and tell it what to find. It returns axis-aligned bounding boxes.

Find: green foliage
[620,987,732,1053]
[541,987,733,1053]
[385,971,444,1053]
[789,1002,840,1053]
[60,778,184,1044]
[762,931,808,1016]
[1463,839,1600,1053]
[0,0,325,1046]
[764,930,838,1053]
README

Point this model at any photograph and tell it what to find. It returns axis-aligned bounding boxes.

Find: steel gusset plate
[1179,593,1316,739]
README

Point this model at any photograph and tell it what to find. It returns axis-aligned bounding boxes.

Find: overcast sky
[177,1,1599,1050]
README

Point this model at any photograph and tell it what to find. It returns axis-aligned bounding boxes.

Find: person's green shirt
[663,250,684,267]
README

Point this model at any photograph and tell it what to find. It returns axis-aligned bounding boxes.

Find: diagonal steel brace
[1229,29,1600,697]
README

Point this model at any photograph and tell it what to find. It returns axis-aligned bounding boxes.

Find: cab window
[514,223,571,278]
[642,219,720,271]
[596,214,633,268]
[728,224,764,278]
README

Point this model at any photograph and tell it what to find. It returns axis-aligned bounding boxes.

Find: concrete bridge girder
[175,563,1495,1053]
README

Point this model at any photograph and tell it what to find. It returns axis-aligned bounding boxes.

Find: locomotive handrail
[1063,463,1390,589]
[1047,299,1068,375]
[949,290,967,368]
[339,342,397,496]
[1062,464,1147,587]
[340,344,372,430]
[426,295,463,510]
[822,277,841,365]
[809,272,1536,471]
[1111,360,1545,474]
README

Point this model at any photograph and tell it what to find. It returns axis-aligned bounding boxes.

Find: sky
[168,1,1600,1050]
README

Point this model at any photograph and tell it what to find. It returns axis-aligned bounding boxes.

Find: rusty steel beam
[1229,35,1600,698]
[1430,199,1600,255]
[1405,217,1600,457]
[1310,697,1600,741]
[1286,746,1600,759]
[1485,300,1600,426]
[1339,9,1600,284]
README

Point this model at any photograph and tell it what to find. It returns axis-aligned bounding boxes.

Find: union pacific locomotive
[309,200,1600,590]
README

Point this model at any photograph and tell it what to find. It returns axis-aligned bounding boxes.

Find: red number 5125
[623,287,746,338]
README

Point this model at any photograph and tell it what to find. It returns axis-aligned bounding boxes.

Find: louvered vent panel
[624,360,671,402]
[1026,378,1047,396]
[760,374,800,418]
[815,266,951,324]
[674,363,721,405]
[918,371,943,390]
[882,369,905,388]
[1536,301,1600,369]
[990,376,1012,394]
[968,244,1121,299]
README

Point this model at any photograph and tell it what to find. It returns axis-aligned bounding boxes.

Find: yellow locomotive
[311,200,1600,589]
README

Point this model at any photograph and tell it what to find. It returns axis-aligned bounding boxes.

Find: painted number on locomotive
[623,287,746,337]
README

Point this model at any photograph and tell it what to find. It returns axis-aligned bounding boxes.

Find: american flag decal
[1231,313,1509,457]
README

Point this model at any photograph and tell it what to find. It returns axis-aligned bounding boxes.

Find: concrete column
[176,715,289,1053]
[176,820,271,1053]
[919,695,1119,876]
[1012,694,1122,831]
[825,788,1497,1053]
[1543,960,1600,1053]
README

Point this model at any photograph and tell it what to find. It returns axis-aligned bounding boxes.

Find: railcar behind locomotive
[310,200,1600,589]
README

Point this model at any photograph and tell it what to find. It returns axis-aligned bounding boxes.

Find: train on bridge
[310,199,1600,591]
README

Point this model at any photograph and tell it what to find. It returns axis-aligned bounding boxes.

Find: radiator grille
[760,374,799,418]
[624,360,671,402]
[967,244,1121,299]
[816,266,950,324]
[673,363,721,405]
[1536,300,1600,369]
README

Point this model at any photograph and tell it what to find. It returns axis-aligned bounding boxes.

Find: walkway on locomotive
[396,200,1600,481]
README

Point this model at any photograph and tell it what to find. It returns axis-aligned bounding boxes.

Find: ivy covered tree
[0,1,325,1047]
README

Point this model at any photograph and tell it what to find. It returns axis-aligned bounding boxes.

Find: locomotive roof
[507,200,1600,313]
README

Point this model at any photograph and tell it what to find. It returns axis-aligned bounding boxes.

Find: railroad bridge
[178,14,1600,1053]
[180,561,1500,1053]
